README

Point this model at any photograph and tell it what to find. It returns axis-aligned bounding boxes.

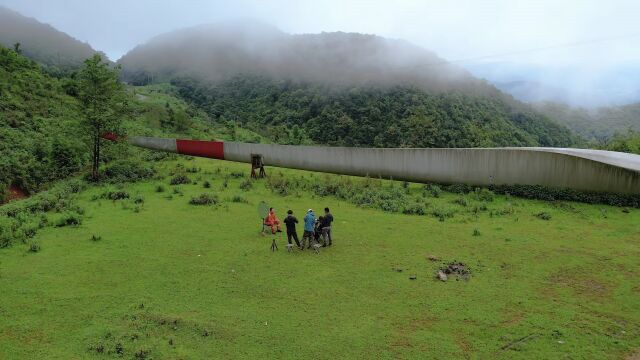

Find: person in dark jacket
[283,210,301,249]
[314,216,324,244]
[322,207,334,246]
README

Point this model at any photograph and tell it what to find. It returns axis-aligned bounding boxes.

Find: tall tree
[77,54,126,180]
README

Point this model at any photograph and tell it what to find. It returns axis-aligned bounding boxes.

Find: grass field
[1,158,639,359]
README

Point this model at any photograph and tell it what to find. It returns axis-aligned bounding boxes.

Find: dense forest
[0,6,103,76]
[172,75,577,148]
[535,101,640,142]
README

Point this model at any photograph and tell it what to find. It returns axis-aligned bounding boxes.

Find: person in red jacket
[264,207,282,234]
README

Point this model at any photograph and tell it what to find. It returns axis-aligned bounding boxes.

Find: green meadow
[1,158,639,359]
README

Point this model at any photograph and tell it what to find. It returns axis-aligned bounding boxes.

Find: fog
[118,21,480,91]
[1,0,639,106]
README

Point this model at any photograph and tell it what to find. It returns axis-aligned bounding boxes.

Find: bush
[55,211,82,227]
[155,185,165,193]
[491,184,640,208]
[170,174,191,185]
[403,203,427,215]
[453,197,468,207]
[444,183,473,194]
[472,229,481,236]
[101,160,155,183]
[231,195,248,203]
[91,234,102,241]
[423,184,441,198]
[101,190,129,201]
[266,174,291,196]
[472,188,495,202]
[535,212,552,220]
[203,181,211,189]
[189,193,219,206]
[28,241,40,253]
[133,195,145,205]
[229,171,244,178]
[239,179,252,191]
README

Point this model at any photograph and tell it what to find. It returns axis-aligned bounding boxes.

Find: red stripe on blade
[175,140,224,159]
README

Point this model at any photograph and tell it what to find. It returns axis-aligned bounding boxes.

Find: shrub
[490,184,640,208]
[186,166,200,173]
[231,195,248,203]
[189,193,219,206]
[133,195,144,205]
[453,197,468,207]
[535,212,552,220]
[472,188,495,202]
[155,185,165,193]
[101,160,155,183]
[28,241,40,253]
[170,174,191,185]
[444,183,473,194]
[203,181,211,189]
[430,208,455,221]
[55,211,82,227]
[473,229,481,236]
[423,184,441,198]
[229,171,244,178]
[266,174,292,196]
[239,179,252,191]
[403,203,426,215]
[101,190,130,201]
[91,234,102,241]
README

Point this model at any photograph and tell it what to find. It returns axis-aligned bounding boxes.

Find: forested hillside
[119,23,578,148]
[172,75,577,148]
[0,6,102,75]
[535,101,640,142]
[0,45,261,201]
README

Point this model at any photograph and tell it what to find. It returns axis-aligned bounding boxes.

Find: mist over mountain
[0,6,102,74]
[118,21,482,91]
[467,62,640,108]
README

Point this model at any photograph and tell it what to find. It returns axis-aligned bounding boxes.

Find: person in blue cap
[302,208,316,249]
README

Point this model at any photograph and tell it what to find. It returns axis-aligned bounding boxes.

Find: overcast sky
[1,0,639,66]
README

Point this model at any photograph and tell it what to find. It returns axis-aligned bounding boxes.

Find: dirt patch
[548,270,613,302]
[3,185,27,203]
[436,261,471,281]
[626,349,640,360]
[388,314,438,354]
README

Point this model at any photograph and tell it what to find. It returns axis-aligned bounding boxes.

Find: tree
[77,54,126,180]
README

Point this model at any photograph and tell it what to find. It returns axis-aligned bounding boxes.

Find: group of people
[264,207,334,250]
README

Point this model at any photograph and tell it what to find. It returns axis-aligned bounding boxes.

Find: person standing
[322,207,334,246]
[283,210,301,249]
[302,209,316,249]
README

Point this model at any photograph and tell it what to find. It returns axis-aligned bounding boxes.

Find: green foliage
[173,75,577,148]
[101,159,155,183]
[170,174,191,185]
[604,130,640,155]
[54,211,82,227]
[189,193,219,206]
[77,54,127,180]
[0,46,88,193]
[101,190,130,201]
[535,212,552,220]
[490,184,640,208]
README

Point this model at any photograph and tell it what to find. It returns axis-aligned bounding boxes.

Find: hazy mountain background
[0,6,103,75]
[117,21,480,92]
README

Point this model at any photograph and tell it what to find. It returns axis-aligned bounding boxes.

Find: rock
[409,275,417,280]
[437,270,448,281]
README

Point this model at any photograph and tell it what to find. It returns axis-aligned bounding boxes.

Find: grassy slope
[1,158,639,359]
